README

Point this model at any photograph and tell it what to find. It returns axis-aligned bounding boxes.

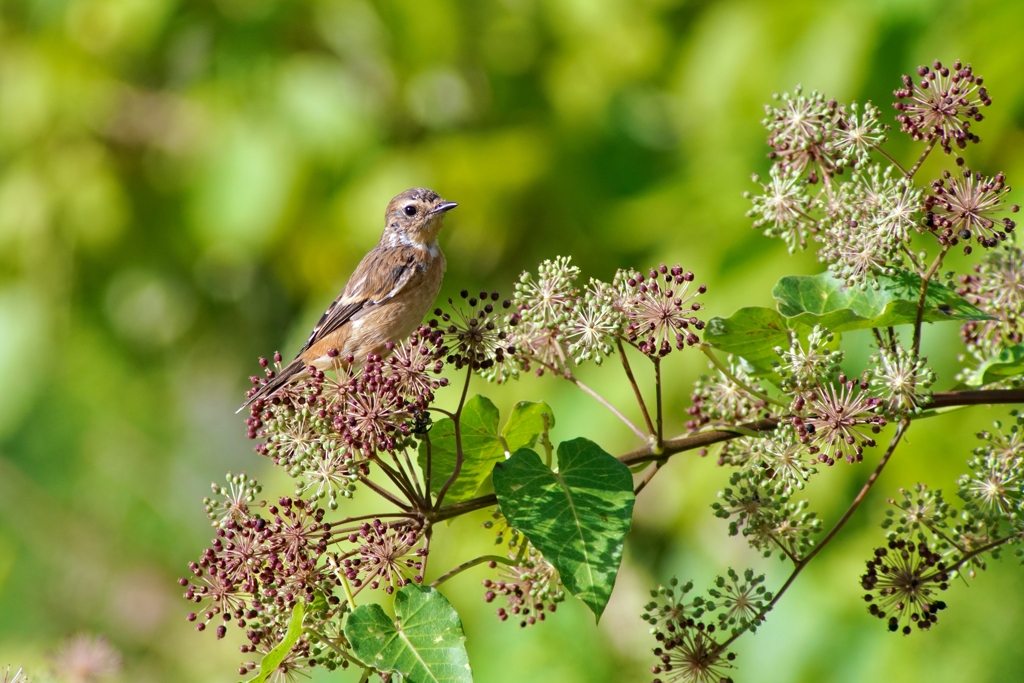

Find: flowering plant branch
[181,59,1024,683]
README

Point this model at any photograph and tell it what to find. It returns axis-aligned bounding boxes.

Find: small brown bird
[239,188,456,412]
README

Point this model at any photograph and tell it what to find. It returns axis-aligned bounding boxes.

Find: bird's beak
[430,201,459,215]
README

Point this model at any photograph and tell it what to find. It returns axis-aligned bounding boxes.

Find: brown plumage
[239,188,456,412]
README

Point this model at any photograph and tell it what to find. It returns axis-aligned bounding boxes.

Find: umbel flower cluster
[748,60,1018,287]
[181,59,1024,683]
[665,59,1023,682]
[182,256,713,679]
[863,414,1024,635]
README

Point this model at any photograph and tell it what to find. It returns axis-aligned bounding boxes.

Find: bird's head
[383,188,457,247]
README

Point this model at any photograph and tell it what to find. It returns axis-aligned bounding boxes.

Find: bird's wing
[297,246,421,356]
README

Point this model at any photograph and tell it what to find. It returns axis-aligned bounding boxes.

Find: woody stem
[433,390,1024,521]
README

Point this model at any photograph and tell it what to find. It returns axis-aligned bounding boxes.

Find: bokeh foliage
[2,0,1024,680]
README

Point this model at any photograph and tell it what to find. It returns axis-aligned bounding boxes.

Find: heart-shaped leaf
[418,395,504,503]
[345,584,472,683]
[773,269,992,332]
[492,439,634,620]
[704,307,793,378]
[704,307,830,384]
[502,401,555,452]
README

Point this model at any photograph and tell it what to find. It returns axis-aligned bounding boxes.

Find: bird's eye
[404,205,417,216]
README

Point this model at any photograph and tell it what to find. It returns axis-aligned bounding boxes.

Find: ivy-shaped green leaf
[704,307,793,378]
[345,584,472,683]
[708,270,991,380]
[773,269,992,332]
[492,439,634,620]
[962,345,1024,387]
[246,602,305,683]
[418,395,504,503]
[703,307,829,385]
[502,401,555,451]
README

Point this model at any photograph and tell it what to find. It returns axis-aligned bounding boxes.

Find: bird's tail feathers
[236,358,308,413]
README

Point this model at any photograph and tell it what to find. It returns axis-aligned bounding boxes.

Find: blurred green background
[2,0,1024,680]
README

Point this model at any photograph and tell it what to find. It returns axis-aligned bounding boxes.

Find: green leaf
[492,439,635,619]
[246,602,305,683]
[773,269,992,332]
[309,590,329,613]
[705,268,985,382]
[417,395,505,503]
[345,584,473,683]
[502,401,555,451]
[962,345,1024,387]
[704,307,792,377]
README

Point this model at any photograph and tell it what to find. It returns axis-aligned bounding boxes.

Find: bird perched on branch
[239,188,457,412]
